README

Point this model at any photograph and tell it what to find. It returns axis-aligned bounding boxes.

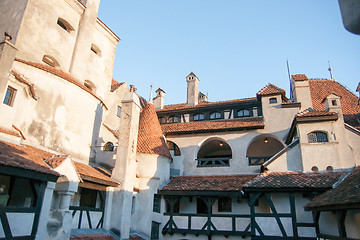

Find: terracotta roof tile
[161,117,264,135]
[309,79,360,115]
[110,78,125,92]
[292,74,309,81]
[305,167,360,210]
[296,108,338,118]
[45,156,67,169]
[244,171,344,190]
[157,98,258,112]
[11,70,37,100]
[0,140,59,176]
[257,83,286,96]
[73,161,118,187]
[137,103,171,158]
[70,234,115,240]
[160,175,257,193]
[15,58,108,110]
[0,127,21,138]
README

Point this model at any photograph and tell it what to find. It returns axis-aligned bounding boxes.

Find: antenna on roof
[149,84,153,103]
[287,59,292,100]
[328,61,334,80]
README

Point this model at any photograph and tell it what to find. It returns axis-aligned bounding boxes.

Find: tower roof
[137,103,171,158]
[257,83,286,97]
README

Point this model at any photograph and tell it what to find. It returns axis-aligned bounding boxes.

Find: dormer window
[91,44,101,56]
[57,18,74,33]
[42,55,60,68]
[168,116,179,123]
[237,109,250,117]
[332,100,337,106]
[210,112,222,119]
[193,113,205,121]
[269,98,277,104]
[308,131,328,143]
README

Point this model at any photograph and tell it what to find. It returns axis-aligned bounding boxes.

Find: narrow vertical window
[151,221,160,240]
[117,106,122,118]
[3,86,16,107]
[153,194,161,213]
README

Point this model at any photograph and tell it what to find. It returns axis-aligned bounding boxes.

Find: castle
[0,0,359,239]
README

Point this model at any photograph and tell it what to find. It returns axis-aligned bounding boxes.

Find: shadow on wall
[90,104,103,163]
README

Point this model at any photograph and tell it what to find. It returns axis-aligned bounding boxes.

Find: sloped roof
[15,58,108,109]
[161,117,264,135]
[309,78,360,115]
[257,83,286,97]
[305,167,360,211]
[71,234,115,240]
[160,175,257,194]
[110,78,125,92]
[137,103,171,158]
[296,108,338,119]
[73,161,118,187]
[11,70,37,100]
[344,114,360,131]
[157,98,258,112]
[0,127,21,138]
[292,74,309,81]
[244,171,344,191]
[103,123,119,139]
[0,140,59,177]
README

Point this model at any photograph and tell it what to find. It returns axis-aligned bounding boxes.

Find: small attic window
[42,55,60,68]
[332,100,337,106]
[269,98,277,104]
[308,131,328,143]
[57,18,74,33]
[84,80,96,92]
[91,44,101,56]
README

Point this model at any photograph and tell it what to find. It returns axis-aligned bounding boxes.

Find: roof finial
[149,84,153,103]
[328,61,334,80]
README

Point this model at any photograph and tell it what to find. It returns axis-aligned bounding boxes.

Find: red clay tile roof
[11,70,37,100]
[244,171,344,191]
[305,168,360,211]
[157,98,257,112]
[160,175,257,193]
[130,235,145,240]
[257,83,286,97]
[45,156,68,169]
[161,117,264,135]
[309,79,360,115]
[344,114,360,130]
[0,127,21,138]
[103,123,119,139]
[15,58,108,110]
[296,108,338,118]
[73,161,118,187]
[110,78,125,92]
[292,74,309,81]
[70,234,115,240]
[137,103,171,158]
[0,140,59,177]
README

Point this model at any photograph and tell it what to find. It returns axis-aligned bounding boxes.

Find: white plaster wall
[346,128,360,166]
[317,211,339,236]
[15,0,84,71]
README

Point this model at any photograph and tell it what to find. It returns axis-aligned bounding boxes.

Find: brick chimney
[153,88,165,110]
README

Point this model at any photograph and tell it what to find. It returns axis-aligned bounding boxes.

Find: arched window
[197,139,232,167]
[269,98,277,104]
[103,142,114,151]
[168,116,179,123]
[246,135,285,165]
[210,112,222,119]
[91,44,102,56]
[84,80,96,92]
[42,55,60,68]
[193,113,205,121]
[158,117,166,124]
[57,18,74,33]
[167,141,181,156]
[307,131,328,143]
[237,109,250,117]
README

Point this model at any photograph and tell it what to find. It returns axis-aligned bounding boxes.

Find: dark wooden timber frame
[70,189,106,229]
[160,189,326,240]
[0,166,58,239]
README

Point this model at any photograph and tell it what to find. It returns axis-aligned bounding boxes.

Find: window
[3,86,16,106]
[158,117,165,124]
[91,44,102,56]
[153,194,161,213]
[117,106,122,118]
[79,188,98,208]
[332,100,337,106]
[57,18,74,33]
[151,221,160,240]
[269,98,277,104]
[0,175,37,207]
[167,141,181,156]
[210,112,222,119]
[168,115,179,123]
[197,139,232,167]
[237,109,250,117]
[218,197,232,212]
[165,198,179,213]
[42,55,60,68]
[308,132,328,143]
[84,80,96,92]
[103,142,114,151]
[193,113,205,121]
[197,198,209,214]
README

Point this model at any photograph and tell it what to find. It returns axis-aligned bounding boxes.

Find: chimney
[198,92,207,102]
[0,33,17,103]
[153,88,165,110]
[290,74,313,111]
[186,72,199,106]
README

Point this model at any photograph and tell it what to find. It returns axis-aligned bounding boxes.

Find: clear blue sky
[98,1,360,105]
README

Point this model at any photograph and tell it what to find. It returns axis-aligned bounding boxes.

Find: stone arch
[246,134,285,166]
[196,137,232,167]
